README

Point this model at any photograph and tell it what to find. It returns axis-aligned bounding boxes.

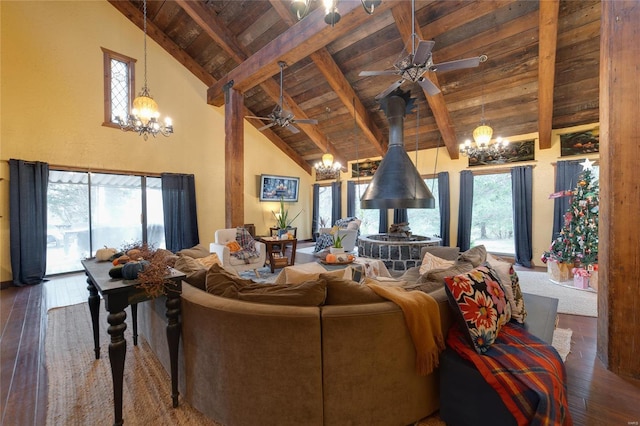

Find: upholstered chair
[209,228,266,277]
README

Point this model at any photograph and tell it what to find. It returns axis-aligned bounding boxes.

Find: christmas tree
[542,158,599,266]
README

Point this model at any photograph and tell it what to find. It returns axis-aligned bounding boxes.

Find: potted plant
[329,226,345,254]
[272,197,302,237]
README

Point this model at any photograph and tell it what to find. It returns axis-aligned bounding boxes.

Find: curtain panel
[438,171,451,247]
[512,166,533,267]
[379,210,388,233]
[553,160,583,239]
[312,184,320,240]
[9,159,49,286]
[331,181,341,226]
[393,209,408,224]
[347,181,356,218]
[161,173,199,253]
[456,170,473,251]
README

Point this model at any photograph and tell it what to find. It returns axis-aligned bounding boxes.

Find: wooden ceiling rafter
[109,0,311,174]
[391,2,460,159]
[176,0,339,172]
[537,0,560,150]
[268,0,388,160]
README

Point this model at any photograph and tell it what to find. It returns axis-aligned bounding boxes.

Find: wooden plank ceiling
[111,0,600,175]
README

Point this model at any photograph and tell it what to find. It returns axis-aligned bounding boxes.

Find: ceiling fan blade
[417,77,441,96]
[258,122,276,131]
[412,40,435,65]
[245,115,271,121]
[293,118,318,125]
[286,124,300,134]
[431,56,482,73]
[374,80,405,99]
[359,70,399,77]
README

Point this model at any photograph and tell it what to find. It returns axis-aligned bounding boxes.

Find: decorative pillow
[322,274,386,305]
[419,252,456,275]
[418,262,474,285]
[284,266,346,284]
[176,244,210,259]
[457,245,487,267]
[486,253,527,323]
[443,264,511,354]
[313,233,334,253]
[174,255,206,274]
[194,253,221,268]
[205,263,254,297]
[346,219,361,231]
[236,279,327,306]
[226,240,242,253]
[420,246,460,261]
[184,268,208,291]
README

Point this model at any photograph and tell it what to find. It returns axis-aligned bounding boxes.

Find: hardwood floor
[2,266,639,425]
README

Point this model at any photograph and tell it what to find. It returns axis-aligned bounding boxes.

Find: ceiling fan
[246,61,318,134]
[359,0,487,99]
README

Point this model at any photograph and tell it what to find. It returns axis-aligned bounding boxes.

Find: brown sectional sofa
[138,279,453,426]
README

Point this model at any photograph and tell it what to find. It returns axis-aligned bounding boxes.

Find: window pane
[471,173,515,255]
[46,171,90,274]
[110,58,129,122]
[146,177,165,249]
[90,173,142,253]
[407,178,440,238]
[317,186,332,231]
[353,183,379,235]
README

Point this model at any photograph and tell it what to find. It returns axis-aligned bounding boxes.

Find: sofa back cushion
[321,273,386,305]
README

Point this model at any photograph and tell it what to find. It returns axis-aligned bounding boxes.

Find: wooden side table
[258,237,297,273]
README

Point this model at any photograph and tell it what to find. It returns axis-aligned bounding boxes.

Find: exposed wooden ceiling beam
[391,2,460,159]
[176,0,336,170]
[269,0,387,157]
[538,0,559,150]
[109,0,311,175]
[207,1,392,106]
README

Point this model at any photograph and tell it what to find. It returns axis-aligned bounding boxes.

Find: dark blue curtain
[379,210,388,233]
[553,160,582,239]
[393,209,408,223]
[312,184,320,240]
[161,173,199,253]
[438,171,451,246]
[346,181,356,218]
[456,170,473,251]
[331,181,341,226]
[512,166,533,267]
[9,159,49,286]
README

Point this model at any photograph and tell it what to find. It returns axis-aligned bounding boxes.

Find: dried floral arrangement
[118,242,175,298]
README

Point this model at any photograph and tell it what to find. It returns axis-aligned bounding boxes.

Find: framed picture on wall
[259,174,299,202]
[560,127,599,157]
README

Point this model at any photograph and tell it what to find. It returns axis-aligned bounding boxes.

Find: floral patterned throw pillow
[444,264,511,354]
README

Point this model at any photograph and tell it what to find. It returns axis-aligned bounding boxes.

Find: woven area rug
[45,302,445,425]
[517,270,597,317]
[45,303,221,426]
[552,328,573,362]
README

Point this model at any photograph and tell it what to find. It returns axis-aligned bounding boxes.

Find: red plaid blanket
[447,322,572,426]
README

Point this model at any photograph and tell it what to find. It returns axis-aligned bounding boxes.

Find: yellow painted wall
[0,1,312,282]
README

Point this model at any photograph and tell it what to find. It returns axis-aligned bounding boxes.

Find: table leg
[165,290,181,407]
[131,303,138,346]
[86,275,101,360]
[106,297,128,426]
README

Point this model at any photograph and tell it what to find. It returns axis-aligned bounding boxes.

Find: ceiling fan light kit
[291,0,381,24]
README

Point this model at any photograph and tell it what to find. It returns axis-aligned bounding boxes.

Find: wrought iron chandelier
[315,153,341,179]
[291,0,381,26]
[116,0,173,140]
[459,91,508,161]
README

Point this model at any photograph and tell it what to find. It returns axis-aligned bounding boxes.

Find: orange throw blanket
[366,281,445,375]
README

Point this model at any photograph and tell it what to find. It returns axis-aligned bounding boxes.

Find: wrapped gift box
[573,274,590,289]
[547,261,574,283]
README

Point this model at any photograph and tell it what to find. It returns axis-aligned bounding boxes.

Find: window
[407,177,440,238]
[471,172,515,255]
[102,47,136,127]
[46,170,164,275]
[352,182,379,235]
[317,185,333,231]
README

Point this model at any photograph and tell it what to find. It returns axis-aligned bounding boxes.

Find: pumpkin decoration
[112,255,130,266]
[96,246,117,261]
[325,253,337,263]
[126,248,142,260]
[121,260,150,280]
[108,265,124,279]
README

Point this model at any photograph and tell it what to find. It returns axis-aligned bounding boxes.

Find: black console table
[82,259,184,426]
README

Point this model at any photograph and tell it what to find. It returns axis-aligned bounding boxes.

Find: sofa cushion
[194,253,221,268]
[285,265,346,284]
[420,246,460,261]
[486,253,527,323]
[443,264,511,354]
[419,252,456,275]
[418,262,474,285]
[174,255,206,274]
[457,245,487,267]
[321,274,386,305]
[176,243,210,258]
[205,263,254,297]
[237,280,327,306]
[183,268,208,291]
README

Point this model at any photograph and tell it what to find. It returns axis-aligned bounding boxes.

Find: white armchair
[209,229,266,277]
[318,228,358,252]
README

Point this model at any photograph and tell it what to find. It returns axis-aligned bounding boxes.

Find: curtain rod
[1,160,162,178]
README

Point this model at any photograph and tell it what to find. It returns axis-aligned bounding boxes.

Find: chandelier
[459,136,510,162]
[116,0,173,140]
[315,153,341,179]
[291,0,381,26]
